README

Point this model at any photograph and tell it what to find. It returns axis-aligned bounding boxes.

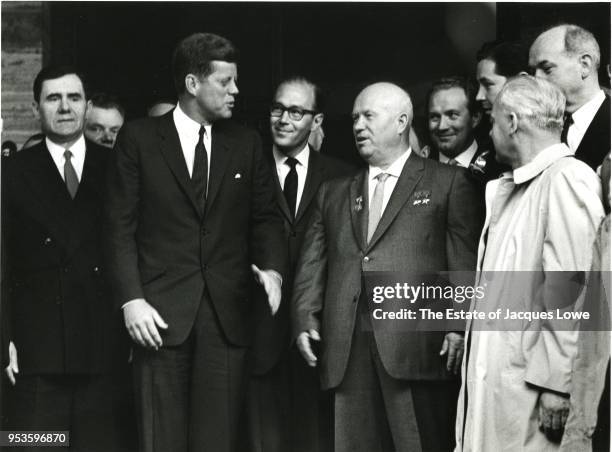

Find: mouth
[355,136,369,144]
[57,118,75,123]
[435,134,456,141]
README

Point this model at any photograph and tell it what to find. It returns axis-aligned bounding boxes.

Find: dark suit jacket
[575,95,610,170]
[291,152,484,389]
[1,139,113,375]
[105,112,286,347]
[251,150,355,375]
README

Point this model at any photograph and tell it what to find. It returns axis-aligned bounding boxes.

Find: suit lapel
[366,152,424,251]
[157,114,202,218]
[205,123,233,216]
[295,151,323,224]
[20,143,76,252]
[349,170,368,251]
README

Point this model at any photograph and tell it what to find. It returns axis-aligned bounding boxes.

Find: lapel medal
[354,195,363,212]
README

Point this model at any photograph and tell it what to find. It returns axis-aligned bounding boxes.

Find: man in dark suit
[292,82,484,452]
[424,76,505,184]
[247,77,354,452]
[2,66,119,451]
[105,33,285,452]
[529,24,610,170]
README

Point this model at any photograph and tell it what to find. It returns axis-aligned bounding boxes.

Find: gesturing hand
[251,264,282,315]
[297,329,320,367]
[123,298,168,350]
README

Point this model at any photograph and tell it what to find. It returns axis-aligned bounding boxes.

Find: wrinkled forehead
[40,74,85,96]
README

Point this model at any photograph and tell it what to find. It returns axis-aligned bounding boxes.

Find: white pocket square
[234,173,241,179]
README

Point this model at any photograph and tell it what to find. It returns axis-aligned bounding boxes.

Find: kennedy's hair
[476,40,528,77]
[33,65,87,103]
[425,76,480,116]
[172,33,239,95]
[496,75,565,133]
[275,76,324,112]
[89,92,125,118]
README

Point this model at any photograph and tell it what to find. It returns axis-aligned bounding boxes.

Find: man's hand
[297,329,320,367]
[439,332,464,375]
[538,391,570,442]
[123,298,168,350]
[251,264,282,315]
[5,341,19,385]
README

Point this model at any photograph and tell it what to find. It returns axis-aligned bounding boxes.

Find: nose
[102,130,115,144]
[353,116,364,132]
[476,85,486,101]
[58,96,70,112]
[438,116,450,130]
[229,79,239,95]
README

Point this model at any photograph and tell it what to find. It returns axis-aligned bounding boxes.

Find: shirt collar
[273,143,310,168]
[173,103,212,137]
[46,134,86,160]
[512,143,574,185]
[570,89,606,134]
[439,140,478,167]
[369,147,412,181]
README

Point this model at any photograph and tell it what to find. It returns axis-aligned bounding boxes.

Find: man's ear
[508,112,519,135]
[184,74,200,96]
[32,101,41,120]
[579,54,594,79]
[471,110,483,129]
[397,112,410,135]
[311,112,324,131]
[85,100,93,117]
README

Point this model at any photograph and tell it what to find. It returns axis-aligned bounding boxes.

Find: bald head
[352,82,413,168]
[529,24,601,111]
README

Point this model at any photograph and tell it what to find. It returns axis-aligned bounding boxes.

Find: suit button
[43,237,53,245]
[363,256,370,263]
[201,228,209,236]
[63,267,69,273]
[93,266,101,274]
[55,296,62,305]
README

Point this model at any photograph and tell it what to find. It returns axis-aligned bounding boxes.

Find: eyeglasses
[270,104,317,121]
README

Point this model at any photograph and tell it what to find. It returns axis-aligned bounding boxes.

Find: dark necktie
[192,125,208,212]
[283,157,299,217]
[561,112,573,145]
[63,149,79,199]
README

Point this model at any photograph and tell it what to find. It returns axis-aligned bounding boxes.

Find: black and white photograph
[1,2,610,451]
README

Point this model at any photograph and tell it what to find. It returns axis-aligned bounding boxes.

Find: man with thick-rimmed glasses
[246,76,354,452]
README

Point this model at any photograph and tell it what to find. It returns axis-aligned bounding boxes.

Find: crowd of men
[1,21,610,452]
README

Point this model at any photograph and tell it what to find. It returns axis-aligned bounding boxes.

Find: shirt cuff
[121,299,141,309]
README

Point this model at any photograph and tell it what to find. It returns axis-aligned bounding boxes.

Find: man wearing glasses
[247,76,354,452]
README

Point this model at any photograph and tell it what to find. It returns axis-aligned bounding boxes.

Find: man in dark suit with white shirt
[105,33,285,452]
[424,76,505,184]
[2,65,120,451]
[292,82,483,452]
[247,77,354,452]
[529,24,610,170]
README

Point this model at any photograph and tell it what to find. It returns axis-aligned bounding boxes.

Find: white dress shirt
[439,140,478,168]
[566,89,606,153]
[368,148,412,213]
[173,103,212,182]
[46,135,86,181]
[273,144,310,213]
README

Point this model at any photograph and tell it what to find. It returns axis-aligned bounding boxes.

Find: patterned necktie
[561,112,573,145]
[283,157,299,218]
[367,173,389,243]
[192,125,208,212]
[63,149,79,199]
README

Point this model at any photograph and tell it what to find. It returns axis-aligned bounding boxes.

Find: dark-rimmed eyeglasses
[270,104,317,121]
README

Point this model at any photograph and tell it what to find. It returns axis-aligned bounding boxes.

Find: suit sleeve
[248,130,287,276]
[524,165,604,394]
[446,168,485,271]
[104,126,145,308]
[291,182,328,337]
